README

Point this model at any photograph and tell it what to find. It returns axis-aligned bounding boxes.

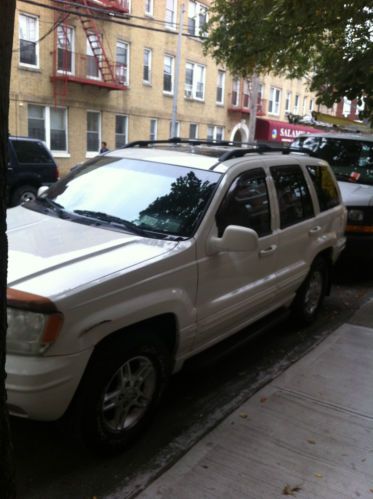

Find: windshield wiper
[73,210,149,236]
[31,197,66,217]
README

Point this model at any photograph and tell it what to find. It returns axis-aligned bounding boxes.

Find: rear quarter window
[11,140,54,165]
[306,164,340,211]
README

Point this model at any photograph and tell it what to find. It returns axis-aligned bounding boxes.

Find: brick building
[10,0,325,175]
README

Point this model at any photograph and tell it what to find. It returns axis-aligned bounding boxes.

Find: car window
[306,164,340,211]
[216,168,271,237]
[271,165,314,229]
[41,156,220,238]
[11,140,54,165]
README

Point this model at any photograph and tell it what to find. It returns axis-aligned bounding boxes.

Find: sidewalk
[137,300,373,499]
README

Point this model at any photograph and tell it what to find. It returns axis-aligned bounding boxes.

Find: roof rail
[121,137,260,148]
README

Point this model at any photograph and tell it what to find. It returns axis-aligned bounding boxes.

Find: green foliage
[204,0,373,123]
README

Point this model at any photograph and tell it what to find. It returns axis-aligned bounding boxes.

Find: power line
[18,0,206,39]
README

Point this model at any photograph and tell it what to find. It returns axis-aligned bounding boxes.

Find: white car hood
[7,206,178,295]
[338,181,373,207]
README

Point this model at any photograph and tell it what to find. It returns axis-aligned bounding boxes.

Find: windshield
[27,155,221,239]
[291,136,373,186]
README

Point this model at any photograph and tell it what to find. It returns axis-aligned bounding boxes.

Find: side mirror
[207,225,259,255]
[37,186,49,197]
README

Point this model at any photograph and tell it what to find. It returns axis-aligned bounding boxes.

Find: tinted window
[271,165,314,228]
[216,169,271,237]
[11,140,53,164]
[306,165,340,211]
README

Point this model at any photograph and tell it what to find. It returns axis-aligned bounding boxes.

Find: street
[12,260,373,499]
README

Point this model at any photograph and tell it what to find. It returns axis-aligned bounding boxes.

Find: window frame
[145,0,154,16]
[150,118,158,140]
[57,24,75,75]
[143,47,152,84]
[116,39,130,86]
[187,1,208,37]
[216,69,225,105]
[189,123,198,139]
[268,87,281,116]
[163,54,175,94]
[231,78,240,107]
[27,104,69,156]
[165,0,177,30]
[294,94,300,114]
[115,114,128,149]
[86,110,101,156]
[19,12,39,68]
[86,32,102,80]
[207,125,224,141]
[185,61,206,101]
[285,91,292,113]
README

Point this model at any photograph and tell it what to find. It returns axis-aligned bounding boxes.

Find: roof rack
[120,137,305,169]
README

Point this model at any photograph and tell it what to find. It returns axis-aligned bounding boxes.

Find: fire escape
[51,0,129,103]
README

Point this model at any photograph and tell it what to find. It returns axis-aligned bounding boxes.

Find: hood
[338,181,373,207]
[7,206,178,296]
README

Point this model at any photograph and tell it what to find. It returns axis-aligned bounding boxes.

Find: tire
[72,333,171,454]
[11,185,37,206]
[292,257,328,325]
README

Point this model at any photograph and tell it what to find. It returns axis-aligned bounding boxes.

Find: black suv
[7,136,59,207]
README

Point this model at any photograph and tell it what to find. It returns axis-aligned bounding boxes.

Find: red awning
[255,118,319,143]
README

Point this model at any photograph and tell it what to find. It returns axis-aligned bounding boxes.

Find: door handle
[260,244,277,257]
[309,226,322,236]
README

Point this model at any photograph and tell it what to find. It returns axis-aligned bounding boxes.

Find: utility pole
[171,3,185,138]
[248,73,259,142]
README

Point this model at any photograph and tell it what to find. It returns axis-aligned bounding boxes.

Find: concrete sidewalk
[137,301,373,499]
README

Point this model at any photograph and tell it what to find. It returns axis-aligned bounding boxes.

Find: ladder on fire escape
[79,0,117,83]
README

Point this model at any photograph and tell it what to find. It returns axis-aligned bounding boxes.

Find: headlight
[348,209,364,223]
[7,289,63,355]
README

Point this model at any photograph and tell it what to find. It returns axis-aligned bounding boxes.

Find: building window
[243,80,250,108]
[143,48,152,83]
[185,62,205,100]
[302,96,307,115]
[232,78,240,106]
[115,115,128,148]
[165,0,177,29]
[19,13,39,67]
[285,91,291,113]
[116,40,129,86]
[207,125,224,141]
[189,123,198,139]
[268,87,281,115]
[150,119,157,140]
[145,0,153,16]
[86,33,101,79]
[188,1,208,37]
[294,94,300,114]
[169,121,180,137]
[309,98,314,113]
[87,111,101,152]
[28,104,68,152]
[57,25,74,74]
[163,55,174,94]
[342,97,352,117]
[216,70,225,105]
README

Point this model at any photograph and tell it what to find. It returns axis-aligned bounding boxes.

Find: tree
[204,0,373,122]
[0,1,16,498]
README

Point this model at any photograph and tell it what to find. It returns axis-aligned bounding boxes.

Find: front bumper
[6,348,93,421]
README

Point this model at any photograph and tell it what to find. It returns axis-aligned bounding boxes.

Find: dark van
[7,136,59,206]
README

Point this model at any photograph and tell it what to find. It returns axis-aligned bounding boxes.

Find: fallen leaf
[282,484,302,496]
[314,473,323,479]
[260,396,268,404]
[239,412,248,419]
[307,439,316,445]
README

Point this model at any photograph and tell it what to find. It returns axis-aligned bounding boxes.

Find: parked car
[290,133,373,258]
[7,136,59,206]
[6,139,346,453]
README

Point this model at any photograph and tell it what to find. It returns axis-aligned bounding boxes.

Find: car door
[268,162,317,301]
[194,167,279,349]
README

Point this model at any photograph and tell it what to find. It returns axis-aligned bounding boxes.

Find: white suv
[6,139,346,452]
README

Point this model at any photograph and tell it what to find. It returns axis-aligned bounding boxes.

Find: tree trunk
[0,1,17,497]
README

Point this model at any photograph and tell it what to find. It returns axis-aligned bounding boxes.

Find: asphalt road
[12,259,373,499]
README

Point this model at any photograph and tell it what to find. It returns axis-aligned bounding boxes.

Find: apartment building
[10,0,322,175]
